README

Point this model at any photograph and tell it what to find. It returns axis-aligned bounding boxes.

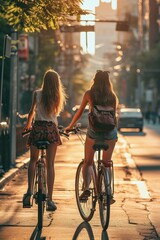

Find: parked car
[72,105,89,128]
[117,108,144,132]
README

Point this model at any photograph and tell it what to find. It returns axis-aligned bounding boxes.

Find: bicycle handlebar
[59,129,69,138]
[66,126,82,134]
[22,129,31,137]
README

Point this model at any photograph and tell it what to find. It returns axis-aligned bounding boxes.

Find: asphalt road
[0,125,159,240]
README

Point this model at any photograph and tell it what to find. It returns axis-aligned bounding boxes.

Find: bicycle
[22,127,69,230]
[69,126,114,230]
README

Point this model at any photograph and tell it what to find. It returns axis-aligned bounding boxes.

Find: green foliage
[36,30,60,84]
[0,0,87,32]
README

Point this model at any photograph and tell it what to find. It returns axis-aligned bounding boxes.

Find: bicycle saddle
[35,140,50,149]
[93,142,109,151]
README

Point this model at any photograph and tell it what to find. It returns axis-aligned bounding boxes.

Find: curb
[0,154,30,189]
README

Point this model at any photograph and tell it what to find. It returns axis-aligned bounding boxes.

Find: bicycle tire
[38,188,44,230]
[110,161,114,197]
[75,160,96,222]
[98,166,111,230]
[37,163,46,230]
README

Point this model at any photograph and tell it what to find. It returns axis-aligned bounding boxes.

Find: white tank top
[35,89,58,125]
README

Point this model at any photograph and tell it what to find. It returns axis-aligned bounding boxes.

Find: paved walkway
[0,133,159,239]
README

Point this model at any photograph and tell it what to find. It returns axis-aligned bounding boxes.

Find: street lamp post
[136,68,141,107]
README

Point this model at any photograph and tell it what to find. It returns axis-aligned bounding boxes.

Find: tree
[0,0,87,32]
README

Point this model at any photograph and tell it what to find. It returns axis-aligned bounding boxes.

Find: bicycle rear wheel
[75,160,96,222]
[98,166,111,230]
[37,164,46,230]
[38,188,44,230]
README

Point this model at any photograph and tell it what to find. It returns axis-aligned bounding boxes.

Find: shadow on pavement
[72,221,109,240]
[30,225,46,240]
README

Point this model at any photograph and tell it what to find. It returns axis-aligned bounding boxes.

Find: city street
[0,123,160,240]
[1,1,160,239]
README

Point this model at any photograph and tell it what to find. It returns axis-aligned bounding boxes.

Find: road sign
[60,25,94,32]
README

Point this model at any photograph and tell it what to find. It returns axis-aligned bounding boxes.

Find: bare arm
[24,91,36,131]
[65,91,89,131]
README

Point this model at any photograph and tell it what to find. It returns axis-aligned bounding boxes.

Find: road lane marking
[115,180,150,199]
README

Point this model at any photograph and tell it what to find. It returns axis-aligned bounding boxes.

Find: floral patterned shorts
[27,120,62,147]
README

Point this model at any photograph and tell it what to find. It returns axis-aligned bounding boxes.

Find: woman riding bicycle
[23,69,67,211]
[65,70,118,201]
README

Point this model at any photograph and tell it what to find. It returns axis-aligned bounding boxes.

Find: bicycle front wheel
[75,160,97,222]
[98,166,111,230]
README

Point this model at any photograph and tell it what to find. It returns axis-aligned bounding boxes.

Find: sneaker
[23,193,33,208]
[46,200,57,211]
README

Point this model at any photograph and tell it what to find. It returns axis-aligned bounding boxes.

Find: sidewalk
[144,119,160,134]
[0,151,30,189]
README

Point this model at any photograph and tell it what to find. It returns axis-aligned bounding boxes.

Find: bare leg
[102,139,117,165]
[83,136,95,190]
[102,139,117,202]
[46,143,57,201]
[27,145,39,194]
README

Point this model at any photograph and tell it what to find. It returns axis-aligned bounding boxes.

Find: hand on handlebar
[65,126,73,133]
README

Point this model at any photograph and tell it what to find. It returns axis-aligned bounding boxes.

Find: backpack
[88,105,116,132]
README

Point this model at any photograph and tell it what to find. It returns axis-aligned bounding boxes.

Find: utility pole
[9,29,18,167]
[60,19,129,52]
[0,35,11,122]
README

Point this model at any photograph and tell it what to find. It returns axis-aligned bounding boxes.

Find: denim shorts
[86,126,118,141]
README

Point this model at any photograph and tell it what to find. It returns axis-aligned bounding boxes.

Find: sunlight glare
[80,0,117,54]
[81,0,99,10]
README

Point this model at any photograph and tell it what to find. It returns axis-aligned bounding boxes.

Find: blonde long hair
[90,70,118,109]
[40,69,67,116]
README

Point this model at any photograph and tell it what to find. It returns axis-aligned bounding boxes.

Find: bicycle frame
[33,142,49,230]
[37,149,47,195]
[94,152,113,197]
[74,127,114,230]
[22,127,69,230]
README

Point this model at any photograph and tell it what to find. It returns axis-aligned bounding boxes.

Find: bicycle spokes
[75,161,96,222]
[99,169,110,230]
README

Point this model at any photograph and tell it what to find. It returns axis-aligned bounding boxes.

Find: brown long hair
[40,69,67,116]
[90,70,118,109]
